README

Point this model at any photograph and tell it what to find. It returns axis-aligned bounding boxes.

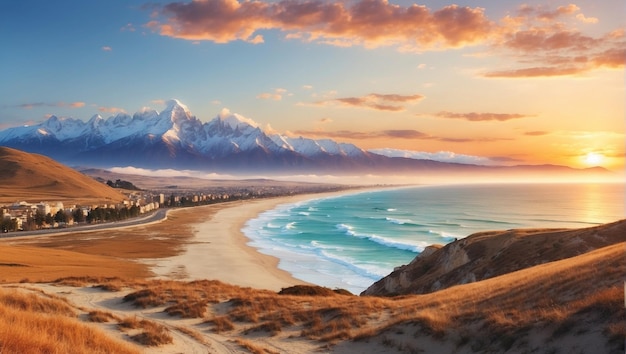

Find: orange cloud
[317,93,424,111]
[292,129,511,143]
[257,88,288,101]
[484,66,586,78]
[147,0,495,49]
[147,1,623,77]
[524,131,550,136]
[67,102,86,108]
[435,111,531,121]
[18,101,85,109]
[484,4,624,78]
[98,106,126,114]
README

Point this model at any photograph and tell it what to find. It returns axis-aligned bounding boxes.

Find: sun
[583,152,604,166]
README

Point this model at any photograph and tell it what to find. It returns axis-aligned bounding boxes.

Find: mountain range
[0,99,609,177]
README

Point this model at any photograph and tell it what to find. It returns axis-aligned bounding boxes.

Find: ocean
[242,183,625,294]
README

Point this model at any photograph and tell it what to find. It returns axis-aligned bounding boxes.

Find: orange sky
[1,1,624,172]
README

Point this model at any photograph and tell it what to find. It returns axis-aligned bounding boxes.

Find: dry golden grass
[236,338,280,354]
[2,240,621,353]
[118,316,173,346]
[0,245,150,283]
[58,241,619,352]
[205,315,236,333]
[174,325,210,345]
[0,288,140,354]
[87,310,121,323]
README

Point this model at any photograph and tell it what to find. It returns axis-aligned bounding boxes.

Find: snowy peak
[0,99,377,170]
[165,99,190,113]
[217,108,259,131]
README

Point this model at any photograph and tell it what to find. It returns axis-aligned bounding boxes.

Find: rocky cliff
[362,219,626,296]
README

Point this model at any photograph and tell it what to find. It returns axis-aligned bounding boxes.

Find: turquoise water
[243,183,625,294]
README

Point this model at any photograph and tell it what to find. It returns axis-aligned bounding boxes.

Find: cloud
[120,23,136,32]
[18,101,86,109]
[98,106,126,114]
[369,148,504,165]
[434,111,531,121]
[102,46,112,51]
[483,66,586,78]
[257,88,288,101]
[302,85,313,90]
[291,129,510,143]
[145,2,623,77]
[146,0,495,49]
[317,93,424,111]
[576,13,598,24]
[319,117,332,124]
[483,4,624,78]
[110,166,196,178]
[524,131,549,136]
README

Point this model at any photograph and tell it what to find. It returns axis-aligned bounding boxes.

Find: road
[0,208,170,238]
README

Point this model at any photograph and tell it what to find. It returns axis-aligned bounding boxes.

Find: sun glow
[583,152,604,166]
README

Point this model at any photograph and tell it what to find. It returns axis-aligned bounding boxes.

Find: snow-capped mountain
[0,99,610,177]
[0,99,377,172]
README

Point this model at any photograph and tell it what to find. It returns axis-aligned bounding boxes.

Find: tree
[1,218,17,232]
[72,208,85,223]
[44,213,54,226]
[34,209,45,228]
[54,209,67,224]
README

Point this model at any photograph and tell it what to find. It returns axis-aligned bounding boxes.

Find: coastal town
[1,179,349,233]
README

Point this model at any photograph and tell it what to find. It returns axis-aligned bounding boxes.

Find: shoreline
[144,188,385,291]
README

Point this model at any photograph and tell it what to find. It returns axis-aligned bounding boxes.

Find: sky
[1,0,624,171]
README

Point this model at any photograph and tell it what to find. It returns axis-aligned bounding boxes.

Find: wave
[317,250,386,280]
[458,217,515,225]
[265,222,281,229]
[298,211,310,216]
[310,240,345,252]
[384,217,424,227]
[335,224,425,253]
[283,222,297,231]
[428,229,460,241]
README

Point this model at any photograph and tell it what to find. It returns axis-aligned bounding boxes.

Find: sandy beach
[143,190,364,291]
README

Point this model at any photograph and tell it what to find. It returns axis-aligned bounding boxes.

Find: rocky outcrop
[362,219,626,296]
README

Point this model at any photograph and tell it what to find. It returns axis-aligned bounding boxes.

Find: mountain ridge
[0,100,612,177]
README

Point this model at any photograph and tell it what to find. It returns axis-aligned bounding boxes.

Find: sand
[143,190,363,291]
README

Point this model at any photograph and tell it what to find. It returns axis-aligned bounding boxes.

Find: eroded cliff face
[362,219,626,297]
[364,240,472,296]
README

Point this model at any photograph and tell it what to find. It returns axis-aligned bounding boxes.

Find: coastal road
[0,208,170,238]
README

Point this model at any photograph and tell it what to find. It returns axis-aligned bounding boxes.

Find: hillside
[2,238,624,353]
[0,146,126,204]
[363,219,626,296]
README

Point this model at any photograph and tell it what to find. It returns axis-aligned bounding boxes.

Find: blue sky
[1,0,624,170]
